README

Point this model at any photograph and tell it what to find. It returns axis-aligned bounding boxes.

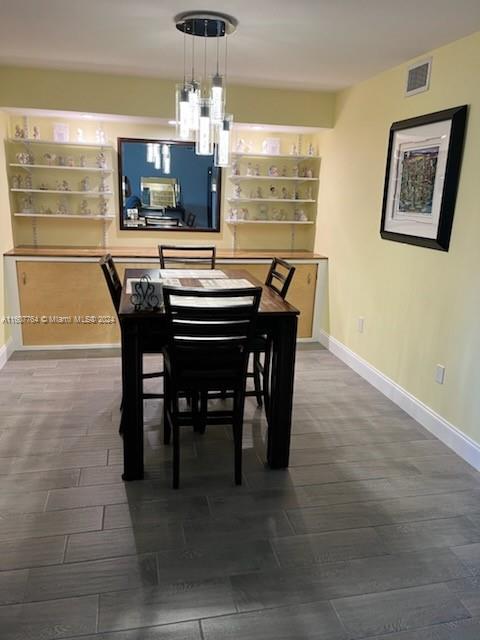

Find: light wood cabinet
[16,260,317,345]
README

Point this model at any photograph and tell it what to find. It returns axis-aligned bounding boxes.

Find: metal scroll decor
[130,274,160,311]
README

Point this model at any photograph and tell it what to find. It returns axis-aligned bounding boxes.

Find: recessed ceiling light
[168,120,177,126]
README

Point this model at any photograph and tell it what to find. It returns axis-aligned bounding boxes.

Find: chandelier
[174,11,237,166]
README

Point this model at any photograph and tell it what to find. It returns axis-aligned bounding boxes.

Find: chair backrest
[265,257,296,299]
[146,217,180,227]
[100,254,122,312]
[163,286,262,385]
[158,244,216,269]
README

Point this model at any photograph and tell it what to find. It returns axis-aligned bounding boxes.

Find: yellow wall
[0,112,14,348]
[315,31,480,443]
[6,116,320,251]
[0,65,335,128]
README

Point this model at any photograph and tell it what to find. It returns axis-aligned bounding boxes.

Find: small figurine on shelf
[246,162,254,176]
[257,206,269,221]
[281,166,287,177]
[76,128,85,143]
[231,160,240,176]
[233,184,242,199]
[43,152,56,166]
[96,152,107,169]
[294,208,308,221]
[290,143,297,156]
[229,207,238,221]
[32,126,40,140]
[14,125,25,139]
[98,175,108,193]
[235,138,246,153]
[269,185,278,199]
[268,165,279,177]
[67,156,75,167]
[16,152,31,165]
[237,207,249,221]
[255,186,263,199]
[271,208,286,221]
[80,177,90,192]
[79,200,91,216]
[24,174,33,190]
[38,182,49,190]
[56,199,68,215]
[307,143,316,157]
[95,126,106,145]
[292,165,299,178]
[281,187,289,199]
[79,155,86,168]
[305,168,313,179]
[306,186,313,200]
[293,189,300,200]
[58,156,66,166]
[98,196,108,216]
[62,180,71,191]
[12,175,22,189]
[254,164,260,176]
[22,195,34,213]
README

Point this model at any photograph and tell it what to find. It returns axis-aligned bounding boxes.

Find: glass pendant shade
[146,142,155,163]
[196,100,214,156]
[215,114,232,166]
[188,82,201,132]
[176,85,191,140]
[210,73,224,123]
[162,144,171,174]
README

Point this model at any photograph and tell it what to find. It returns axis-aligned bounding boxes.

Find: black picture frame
[117,137,222,233]
[380,105,468,251]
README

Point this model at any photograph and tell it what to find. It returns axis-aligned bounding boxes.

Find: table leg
[121,322,144,480]
[267,315,298,468]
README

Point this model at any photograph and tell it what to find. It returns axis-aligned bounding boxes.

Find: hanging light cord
[203,19,208,93]
[183,28,186,87]
[216,21,220,75]
[191,21,195,82]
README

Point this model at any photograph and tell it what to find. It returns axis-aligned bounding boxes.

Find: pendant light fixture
[174,11,237,166]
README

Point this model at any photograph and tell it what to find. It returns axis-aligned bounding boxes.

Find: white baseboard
[0,338,13,370]
[318,329,480,472]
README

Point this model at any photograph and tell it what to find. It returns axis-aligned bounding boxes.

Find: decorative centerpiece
[130,275,160,311]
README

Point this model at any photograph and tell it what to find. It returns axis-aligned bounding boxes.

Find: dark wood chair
[162,285,262,489]
[99,255,163,428]
[146,217,180,227]
[158,244,216,269]
[247,258,296,412]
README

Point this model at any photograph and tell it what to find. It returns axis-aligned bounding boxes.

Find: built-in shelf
[227,198,315,204]
[11,189,113,196]
[14,212,114,220]
[9,163,112,173]
[228,175,318,182]
[8,138,113,150]
[232,152,320,161]
[225,219,313,225]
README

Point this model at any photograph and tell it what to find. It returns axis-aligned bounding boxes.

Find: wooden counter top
[4,246,327,260]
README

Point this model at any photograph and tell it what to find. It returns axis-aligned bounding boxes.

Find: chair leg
[263,343,272,421]
[232,391,245,486]
[253,353,263,407]
[198,392,208,435]
[163,374,171,445]
[172,394,180,489]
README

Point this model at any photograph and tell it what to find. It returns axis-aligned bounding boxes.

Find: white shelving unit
[7,137,115,248]
[227,149,321,250]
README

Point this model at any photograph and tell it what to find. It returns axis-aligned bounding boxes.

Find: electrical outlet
[357,317,365,333]
[435,364,446,385]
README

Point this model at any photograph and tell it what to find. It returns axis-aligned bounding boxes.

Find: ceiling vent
[405,58,432,96]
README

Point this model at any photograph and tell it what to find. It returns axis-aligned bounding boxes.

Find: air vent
[405,58,432,96]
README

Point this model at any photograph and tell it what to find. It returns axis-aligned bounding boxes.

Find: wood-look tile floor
[0,345,479,639]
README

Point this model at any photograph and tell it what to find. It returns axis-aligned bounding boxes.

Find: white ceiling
[1,0,480,91]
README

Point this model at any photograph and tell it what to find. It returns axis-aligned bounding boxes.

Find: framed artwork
[380,105,467,251]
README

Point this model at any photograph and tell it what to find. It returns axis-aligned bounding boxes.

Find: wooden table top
[119,268,300,317]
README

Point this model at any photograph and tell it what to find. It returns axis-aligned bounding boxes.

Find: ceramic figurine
[12,175,21,189]
[233,184,242,199]
[79,155,86,168]
[268,165,279,177]
[271,208,286,221]
[58,156,66,166]
[22,116,29,140]
[98,196,108,216]
[307,143,315,156]
[62,180,70,191]
[38,182,49,190]
[229,207,238,221]
[24,174,32,190]
[80,176,90,192]
[235,138,246,153]
[293,189,300,200]
[257,206,269,221]
[231,160,240,176]
[294,208,308,221]
[290,143,297,156]
[96,152,107,169]
[269,185,278,199]
[237,207,249,220]
[43,152,56,166]
[254,164,260,176]
[306,186,313,200]
[281,187,289,199]
[79,200,91,216]
[98,175,108,193]
[95,126,106,145]
[32,126,40,140]
[16,152,30,165]
[67,156,75,167]
[292,165,299,178]
[305,168,313,178]
[22,194,34,212]
[246,162,254,176]
[255,186,263,199]
[281,166,287,177]
[76,128,85,143]
[56,199,68,215]
[14,125,24,139]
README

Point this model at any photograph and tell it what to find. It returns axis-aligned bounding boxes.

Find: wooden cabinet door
[16,261,120,345]
[227,263,317,338]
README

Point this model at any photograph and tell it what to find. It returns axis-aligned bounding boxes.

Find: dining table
[118,267,299,481]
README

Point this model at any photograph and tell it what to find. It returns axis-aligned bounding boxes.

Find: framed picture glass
[380,105,467,251]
